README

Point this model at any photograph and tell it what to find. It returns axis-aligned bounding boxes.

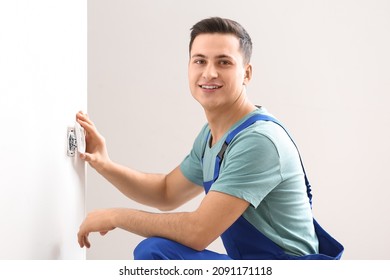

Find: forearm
[113,208,208,251]
[96,160,169,209]
[77,192,249,250]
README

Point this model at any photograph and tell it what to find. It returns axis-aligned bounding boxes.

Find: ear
[243,64,252,85]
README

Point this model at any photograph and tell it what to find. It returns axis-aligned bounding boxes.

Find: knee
[133,237,174,260]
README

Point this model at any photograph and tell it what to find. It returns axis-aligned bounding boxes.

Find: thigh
[134,237,232,260]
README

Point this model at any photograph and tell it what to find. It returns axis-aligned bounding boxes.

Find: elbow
[155,199,182,212]
[187,235,212,252]
[183,219,214,251]
[189,240,209,252]
[155,176,183,212]
[155,192,187,212]
[156,205,178,212]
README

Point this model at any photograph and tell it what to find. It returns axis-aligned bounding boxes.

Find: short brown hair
[189,17,253,64]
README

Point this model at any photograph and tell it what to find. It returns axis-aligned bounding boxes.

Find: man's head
[188,18,253,112]
[189,17,252,65]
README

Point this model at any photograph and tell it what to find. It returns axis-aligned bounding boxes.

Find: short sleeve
[210,131,283,208]
[180,125,209,187]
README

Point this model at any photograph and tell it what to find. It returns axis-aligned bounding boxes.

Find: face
[188,33,252,112]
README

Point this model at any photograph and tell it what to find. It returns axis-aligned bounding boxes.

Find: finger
[76,115,93,128]
[78,231,91,249]
[76,111,93,126]
[76,111,87,122]
[77,119,98,138]
[84,235,91,248]
[79,152,93,162]
[78,231,85,248]
[77,110,88,116]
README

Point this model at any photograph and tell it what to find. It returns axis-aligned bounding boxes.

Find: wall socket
[67,122,86,157]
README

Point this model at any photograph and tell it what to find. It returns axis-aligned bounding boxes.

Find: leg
[133,237,232,260]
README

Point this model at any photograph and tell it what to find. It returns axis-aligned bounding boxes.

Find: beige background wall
[87,0,390,259]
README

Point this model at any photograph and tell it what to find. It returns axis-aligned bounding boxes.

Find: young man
[77,17,341,260]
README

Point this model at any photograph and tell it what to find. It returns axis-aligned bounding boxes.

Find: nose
[202,63,218,80]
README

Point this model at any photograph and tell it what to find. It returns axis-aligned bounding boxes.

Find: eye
[219,60,232,66]
[194,59,206,65]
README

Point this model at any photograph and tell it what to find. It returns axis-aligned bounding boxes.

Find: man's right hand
[76,111,110,172]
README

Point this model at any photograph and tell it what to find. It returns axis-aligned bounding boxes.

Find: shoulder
[225,112,298,164]
[228,121,282,153]
[191,123,210,151]
[232,113,295,154]
[225,126,281,168]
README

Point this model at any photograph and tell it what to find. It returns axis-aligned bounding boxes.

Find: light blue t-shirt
[180,107,319,256]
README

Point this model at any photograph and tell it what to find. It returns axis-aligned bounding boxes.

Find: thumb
[80,152,93,162]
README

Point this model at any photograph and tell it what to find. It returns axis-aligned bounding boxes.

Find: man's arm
[78,190,249,251]
[76,111,203,210]
[93,163,203,211]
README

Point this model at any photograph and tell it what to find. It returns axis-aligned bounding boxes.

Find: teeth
[201,85,221,89]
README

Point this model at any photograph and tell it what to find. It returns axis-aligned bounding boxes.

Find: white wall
[0,1,87,259]
[87,0,390,260]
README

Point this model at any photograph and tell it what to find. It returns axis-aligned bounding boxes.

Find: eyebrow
[191,54,235,60]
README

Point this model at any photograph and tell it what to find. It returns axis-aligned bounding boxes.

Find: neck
[205,93,256,146]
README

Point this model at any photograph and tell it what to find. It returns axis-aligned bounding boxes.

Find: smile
[199,85,222,90]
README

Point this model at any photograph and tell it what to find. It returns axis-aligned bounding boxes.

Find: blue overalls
[134,114,344,260]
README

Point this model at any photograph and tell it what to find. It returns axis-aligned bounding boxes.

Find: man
[77,17,342,260]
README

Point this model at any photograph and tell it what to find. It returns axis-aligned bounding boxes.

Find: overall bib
[133,114,344,260]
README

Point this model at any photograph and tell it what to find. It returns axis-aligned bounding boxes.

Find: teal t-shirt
[180,107,319,256]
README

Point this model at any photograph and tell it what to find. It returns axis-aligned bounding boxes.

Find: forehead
[190,33,242,59]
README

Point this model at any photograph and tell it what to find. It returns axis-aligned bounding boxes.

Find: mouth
[198,84,223,90]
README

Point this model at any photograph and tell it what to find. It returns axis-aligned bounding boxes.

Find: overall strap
[208,114,313,206]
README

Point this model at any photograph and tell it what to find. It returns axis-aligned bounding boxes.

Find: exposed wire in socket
[67,122,86,157]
